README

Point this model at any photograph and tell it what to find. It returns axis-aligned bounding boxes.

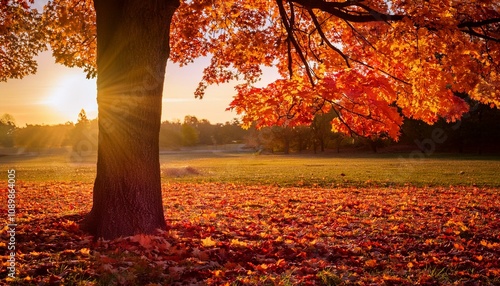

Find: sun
[43,74,98,121]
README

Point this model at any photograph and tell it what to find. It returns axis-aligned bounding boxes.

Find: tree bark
[81,0,179,239]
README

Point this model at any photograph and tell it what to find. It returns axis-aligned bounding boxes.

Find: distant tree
[362,136,389,153]
[77,109,90,124]
[311,111,336,153]
[272,126,296,154]
[159,120,183,149]
[399,96,500,154]
[293,126,312,153]
[215,119,248,145]
[15,123,74,151]
[0,114,16,148]
[196,118,216,145]
[181,116,201,147]
[66,109,96,158]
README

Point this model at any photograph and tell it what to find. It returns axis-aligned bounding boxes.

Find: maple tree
[1,0,499,239]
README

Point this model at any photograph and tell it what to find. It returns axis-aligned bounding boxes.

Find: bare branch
[291,0,405,23]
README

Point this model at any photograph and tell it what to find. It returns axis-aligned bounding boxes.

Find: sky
[0,49,280,126]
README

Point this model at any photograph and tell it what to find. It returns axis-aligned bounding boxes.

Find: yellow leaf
[79,248,90,256]
[212,269,223,277]
[202,236,217,247]
[257,263,268,270]
[230,239,247,248]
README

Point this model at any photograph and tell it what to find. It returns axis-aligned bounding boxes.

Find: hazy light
[42,74,98,122]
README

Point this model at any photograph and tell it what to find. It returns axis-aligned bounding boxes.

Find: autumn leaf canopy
[0,0,45,81]
[3,0,500,140]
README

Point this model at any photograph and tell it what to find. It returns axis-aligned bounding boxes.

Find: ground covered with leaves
[1,182,500,285]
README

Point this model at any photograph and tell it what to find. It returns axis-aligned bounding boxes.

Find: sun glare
[43,74,98,122]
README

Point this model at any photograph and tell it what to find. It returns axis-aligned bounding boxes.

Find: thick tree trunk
[81,0,179,239]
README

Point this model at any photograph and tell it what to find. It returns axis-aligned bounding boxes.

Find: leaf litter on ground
[1,182,499,285]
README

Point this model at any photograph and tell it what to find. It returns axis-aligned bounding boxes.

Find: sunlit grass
[1,149,499,187]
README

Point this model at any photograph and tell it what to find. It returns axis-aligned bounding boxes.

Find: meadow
[3,148,500,187]
[1,149,500,285]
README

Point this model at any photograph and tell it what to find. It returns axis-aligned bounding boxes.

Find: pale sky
[0,49,278,126]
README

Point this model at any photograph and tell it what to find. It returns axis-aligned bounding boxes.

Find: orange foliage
[0,0,46,81]
[172,0,500,140]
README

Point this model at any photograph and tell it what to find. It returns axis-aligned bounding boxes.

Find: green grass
[1,149,500,187]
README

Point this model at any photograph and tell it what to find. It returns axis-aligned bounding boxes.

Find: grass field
[1,149,500,285]
[2,149,500,187]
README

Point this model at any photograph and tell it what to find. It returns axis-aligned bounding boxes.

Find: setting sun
[42,74,98,121]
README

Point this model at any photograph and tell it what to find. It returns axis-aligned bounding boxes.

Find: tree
[43,0,180,239]
[1,0,499,239]
[159,120,183,149]
[14,123,74,151]
[311,110,336,153]
[0,114,16,148]
[67,109,93,155]
[181,122,199,147]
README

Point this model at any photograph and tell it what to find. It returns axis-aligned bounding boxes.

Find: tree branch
[291,0,405,23]
[276,0,316,85]
[458,17,500,29]
[459,28,500,43]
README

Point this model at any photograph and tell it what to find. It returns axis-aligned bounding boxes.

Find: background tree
[159,120,183,149]
[310,110,336,153]
[0,114,16,148]
[196,118,216,145]
[14,123,74,151]
[181,116,200,146]
[216,119,248,145]
[67,109,91,151]
[293,126,312,153]
[1,0,499,239]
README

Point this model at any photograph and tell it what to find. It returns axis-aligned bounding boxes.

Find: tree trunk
[81,0,179,239]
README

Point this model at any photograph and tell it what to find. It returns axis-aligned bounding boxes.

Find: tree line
[0,110,247,152]
[2,102,499,154]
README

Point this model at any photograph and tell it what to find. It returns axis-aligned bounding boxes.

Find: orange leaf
[365,259,377,267]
